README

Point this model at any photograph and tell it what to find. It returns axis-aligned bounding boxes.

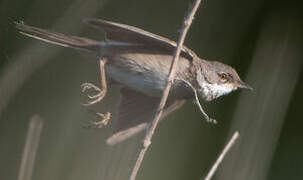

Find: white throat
[200,82,236,101]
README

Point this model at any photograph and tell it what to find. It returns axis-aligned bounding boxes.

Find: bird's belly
[105,54,191,98]
[105,64,166,97]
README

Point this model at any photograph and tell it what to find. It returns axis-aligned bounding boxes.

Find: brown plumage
[16,19,252,144]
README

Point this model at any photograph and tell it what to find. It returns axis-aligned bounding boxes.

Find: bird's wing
[83,18,195,60]
[106,88,186,145]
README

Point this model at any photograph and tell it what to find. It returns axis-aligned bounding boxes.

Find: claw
[84,112,111,129]
[206,117,217,124]
[87,92,103,99]
[81,83,101,92]
[81,82,107,106]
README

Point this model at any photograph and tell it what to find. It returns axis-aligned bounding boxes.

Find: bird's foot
[81,82,107,106]
[84,112,111,129]
[206,117,217,124]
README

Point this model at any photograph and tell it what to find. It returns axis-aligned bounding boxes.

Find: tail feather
[15,22,101,53]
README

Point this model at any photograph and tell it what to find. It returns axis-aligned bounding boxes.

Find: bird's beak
[237,81,253,91]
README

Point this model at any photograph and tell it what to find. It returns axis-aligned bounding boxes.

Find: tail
[15,21,101,54]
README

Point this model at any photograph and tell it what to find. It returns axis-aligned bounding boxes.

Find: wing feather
[106,88,186,145]
[83,18,195,60]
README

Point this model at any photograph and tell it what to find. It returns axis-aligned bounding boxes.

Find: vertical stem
[18,115,43,180]
[129,1,202,179]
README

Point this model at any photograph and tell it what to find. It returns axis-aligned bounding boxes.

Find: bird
[15,18,252,145]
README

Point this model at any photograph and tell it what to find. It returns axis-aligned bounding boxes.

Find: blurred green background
[0,0,302,179]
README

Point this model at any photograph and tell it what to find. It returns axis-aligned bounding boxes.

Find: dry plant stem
[204,131,239,180]
[129,1,202,180]
[18,115,44,180]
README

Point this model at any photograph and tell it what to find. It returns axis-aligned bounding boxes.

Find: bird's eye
[218,73,228,82]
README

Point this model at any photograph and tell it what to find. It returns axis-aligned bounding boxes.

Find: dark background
[0,0,302,179]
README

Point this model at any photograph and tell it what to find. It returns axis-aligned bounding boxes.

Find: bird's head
[196,60,252,101]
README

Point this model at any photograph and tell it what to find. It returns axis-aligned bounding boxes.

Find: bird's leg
[82,58,108,106]
[81,58,112,128]
[176,78,217,124]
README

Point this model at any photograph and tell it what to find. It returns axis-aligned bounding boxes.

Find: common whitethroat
[16,19,252,145]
